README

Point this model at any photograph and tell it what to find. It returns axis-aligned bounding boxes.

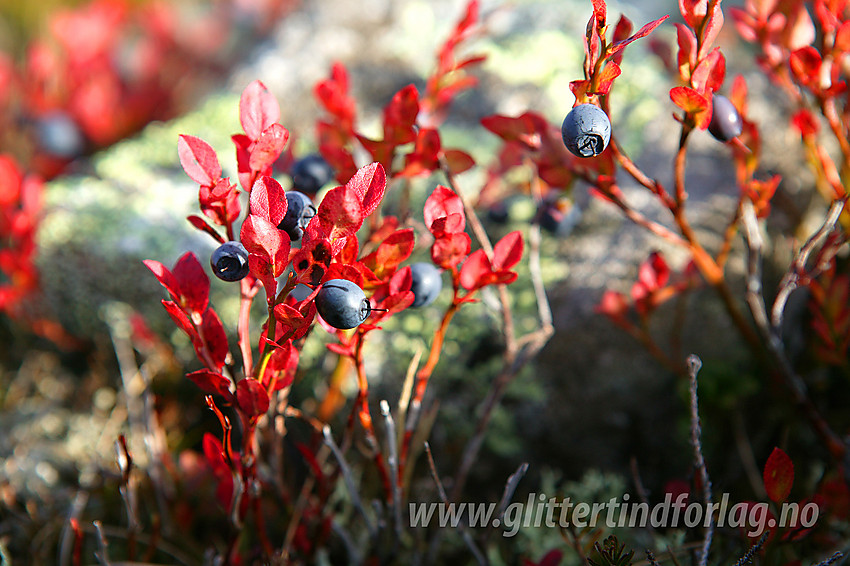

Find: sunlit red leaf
[240,80,281,141]
[670,86,712,128]
[691,48,726,94]
[240,214,289,272]
[143,259,180,303]
[178,134,221,187]
[384,84,419,145]
[594,60,621,95]
[249,176,288,227]
[791,109,819,137]
[460,248,491,290]
[187,215,226,244]
[789,46,822,85]
[492,231,524,271]
[318,185,364,240]
[699,1,724,58]
[432,232,471,269]
[608,15,670,59]
[424,185,465,235]
[249,123,289,171]
[676,23,698,79]
[346,162,386,218]
[764,447,794,503]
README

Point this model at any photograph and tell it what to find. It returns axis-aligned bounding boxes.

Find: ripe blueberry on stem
[561,103,611,158]
[211,241,250,281]
[316,279,372,329]
[409,263,442,308]
[279,191,317,241]
[290,154,334,194]
[708,94,743,142]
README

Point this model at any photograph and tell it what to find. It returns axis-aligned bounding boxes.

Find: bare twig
[423,443,488,566]
[732,531,770,566]
[381,400,403,544]
[686,355,713,566]
[812,551,844,566]
[495,462,529,521]
[741,200,848,461]
[92,521,112,566]
[646,549,661,566]
[771,198,847,330]
[322,425,377,538]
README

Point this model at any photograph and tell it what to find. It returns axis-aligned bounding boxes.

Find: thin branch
[771,198,847,330]
[741,200,847,461]
[732,531,770,566]
[423,443,488,566]
[381,400,403,544]
[646,549,661,566]
[322,425,377,538]
[687,355,713,566]
[812,552,844,566]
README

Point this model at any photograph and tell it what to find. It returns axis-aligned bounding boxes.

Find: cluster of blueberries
[211,98,742,329]
[209,155,443,330]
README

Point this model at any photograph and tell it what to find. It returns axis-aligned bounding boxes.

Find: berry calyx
[315,279,372,329]
[211,241,250,282]
[409,263,443,308]
[290,154,334,195]
[561,103,611,158]
[278,191,317,241]
[708,94,743,142]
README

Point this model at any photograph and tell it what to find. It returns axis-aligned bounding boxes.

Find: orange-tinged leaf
[318,185,364,240]
[764,447,794,503]
[594,60,621,95]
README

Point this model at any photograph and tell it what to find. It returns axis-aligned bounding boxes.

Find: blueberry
[708,94,743,142]
[537,200,582,237]
[561,103,611,158]
[315,279,371,329]
[290,154,334,195]
[409,263,442,308]
[36,111,84,158]
[486,202,510,224]
[278,191,317,241]
[211,241,250,281]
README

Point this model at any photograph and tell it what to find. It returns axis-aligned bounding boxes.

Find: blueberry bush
[2,0,850,564]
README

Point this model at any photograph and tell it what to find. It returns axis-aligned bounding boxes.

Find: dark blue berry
[486,202,510,224]
[315,279,371,329]
[211,241,250,281]
[409,263,442,308]
[278,191,317,241]
[708,94,743,142]
[561,103,611,158]
[36,111,84,158]
[291,154,334,194]
[537,200,581,237]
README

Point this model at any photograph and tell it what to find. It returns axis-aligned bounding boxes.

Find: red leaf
[432,232,471,269]
[679,0,707,29]
[595,290,629,321]
[424,185,465,235]
[239,80,281,141]
[670,86,712,128]
[376,229,415,270]
[236,378,270,418]
[638,251,670,291]
[692,48,725,94]
[676,23,698,79]
[698,1,723,58]
[789,47,822,85]
[187,215,226,244]
[492,231,524,271]
[186,369,233,399]
[249,176,288,227]
[318,185,365,240]
[143,259,180,303]
[249,123,289,172]
[791,109,819,137]
[444,149,475,174]
[402,128,442,177]
[240,214,290,274]
[592,0,606,29]
[346,162,386,218]
[460,248,491,290]
[200,308,229,370]
[764,447,795,503]
[272,303,310,337]
[594,60,621,95]
[161,300,199,343]
[249,254,277,300]
[178,135,221,187]
[608,15,670,59]
[172,252,209,314]
[383,84,419,145]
